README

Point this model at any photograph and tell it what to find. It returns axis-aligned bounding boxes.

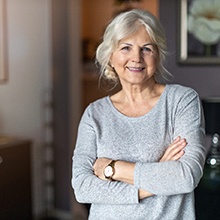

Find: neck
[120,80,158,104]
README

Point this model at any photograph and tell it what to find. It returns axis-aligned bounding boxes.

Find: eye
[142,46,153,53]
[121,46,130,51]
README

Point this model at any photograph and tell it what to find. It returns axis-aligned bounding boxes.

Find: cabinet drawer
[0,139,32,220]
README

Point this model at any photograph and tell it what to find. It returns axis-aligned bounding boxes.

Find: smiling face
[110,26,158,87]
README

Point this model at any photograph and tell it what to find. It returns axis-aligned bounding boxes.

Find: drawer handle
[0,156,3,164]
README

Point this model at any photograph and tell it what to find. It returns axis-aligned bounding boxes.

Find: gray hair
[96,9,170,84]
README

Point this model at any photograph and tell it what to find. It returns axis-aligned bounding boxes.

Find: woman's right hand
[159,136,187,162]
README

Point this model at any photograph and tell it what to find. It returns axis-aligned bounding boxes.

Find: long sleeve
[72,84,207,207]
[134,87,207,195]
[72,107,139,204]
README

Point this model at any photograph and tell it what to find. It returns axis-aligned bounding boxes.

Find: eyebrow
[143,43,155,47]
[120,42,155,47]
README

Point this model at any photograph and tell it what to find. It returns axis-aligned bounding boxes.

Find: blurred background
[0,0,220,219]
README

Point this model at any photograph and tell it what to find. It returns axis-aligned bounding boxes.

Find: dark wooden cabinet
[0,136,32,220]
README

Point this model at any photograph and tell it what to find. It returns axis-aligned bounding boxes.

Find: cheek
[153,51,159,66]
[147,55,158,67]
[111,53,126,68]
[113,58,124,68]
[153,58,158,67]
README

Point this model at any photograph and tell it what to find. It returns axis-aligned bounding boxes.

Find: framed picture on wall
[178,0,220,64]
[0,0,7,83]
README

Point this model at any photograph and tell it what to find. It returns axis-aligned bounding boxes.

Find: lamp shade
[202,97,220,135]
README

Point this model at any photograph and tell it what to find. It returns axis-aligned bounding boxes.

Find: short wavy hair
[96,9,170,84]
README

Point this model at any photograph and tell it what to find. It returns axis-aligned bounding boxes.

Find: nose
[131,48,143,63]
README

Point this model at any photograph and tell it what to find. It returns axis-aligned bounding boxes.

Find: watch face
[104,165,113,177]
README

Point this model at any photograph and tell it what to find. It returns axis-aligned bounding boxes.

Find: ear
[109,61,114,68]
[109,55,114,68]
[108,54,112,67]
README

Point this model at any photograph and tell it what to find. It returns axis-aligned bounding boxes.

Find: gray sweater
[72,84,206,220]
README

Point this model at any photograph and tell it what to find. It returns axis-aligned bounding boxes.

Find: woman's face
[110,26,158,86]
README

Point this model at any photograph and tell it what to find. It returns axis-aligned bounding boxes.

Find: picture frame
[0,0,7,83]
[178,0,220,64]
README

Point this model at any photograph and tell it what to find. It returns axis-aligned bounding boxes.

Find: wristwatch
[104,160,117,180]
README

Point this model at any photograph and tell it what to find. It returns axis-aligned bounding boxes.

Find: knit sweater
[72,84,206,220]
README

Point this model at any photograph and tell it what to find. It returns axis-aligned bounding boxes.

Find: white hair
[96,9,171,84]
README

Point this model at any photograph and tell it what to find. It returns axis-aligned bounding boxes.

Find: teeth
[128,67,143,71]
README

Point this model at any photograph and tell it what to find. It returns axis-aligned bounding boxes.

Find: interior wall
[51,0,70,212]
[82,0,158,42]
[52,0,82,217]
[67,0,84,218]
[159,0,220,98]
[82,0,158,61]
[0,0,51,218]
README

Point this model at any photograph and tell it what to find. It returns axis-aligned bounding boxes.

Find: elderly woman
[72,9,206,220]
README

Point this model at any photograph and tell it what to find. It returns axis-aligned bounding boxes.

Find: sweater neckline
[106,84,169,121]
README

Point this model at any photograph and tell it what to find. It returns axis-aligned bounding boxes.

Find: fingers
[93,158,111,180]
[171,149,185,160]
[168,137,187,154]
[172,136,181,144]
[160,137,187,162]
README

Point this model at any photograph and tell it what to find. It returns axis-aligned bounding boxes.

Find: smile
[127,67,145,71]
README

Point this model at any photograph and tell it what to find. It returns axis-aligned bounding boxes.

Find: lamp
[202,97,220,167]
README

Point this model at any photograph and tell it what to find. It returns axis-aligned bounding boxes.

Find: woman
[72,9,206,219]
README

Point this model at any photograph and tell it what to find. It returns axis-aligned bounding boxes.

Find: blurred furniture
[202,97,220,166]
[195,166,220,220]
[82,70,121,110]
[195,97,220,220]
[82,72,107,109]
[0,135,32,220]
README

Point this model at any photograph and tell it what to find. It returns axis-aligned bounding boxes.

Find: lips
[127,67,145,71]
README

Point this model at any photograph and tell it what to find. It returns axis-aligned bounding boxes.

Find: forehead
[119,27,152,44]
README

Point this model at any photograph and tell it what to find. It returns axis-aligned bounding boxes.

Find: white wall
[0,0,51,218]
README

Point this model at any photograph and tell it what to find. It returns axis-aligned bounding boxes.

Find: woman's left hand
[93,157,112,180]
[93,137,186,182]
